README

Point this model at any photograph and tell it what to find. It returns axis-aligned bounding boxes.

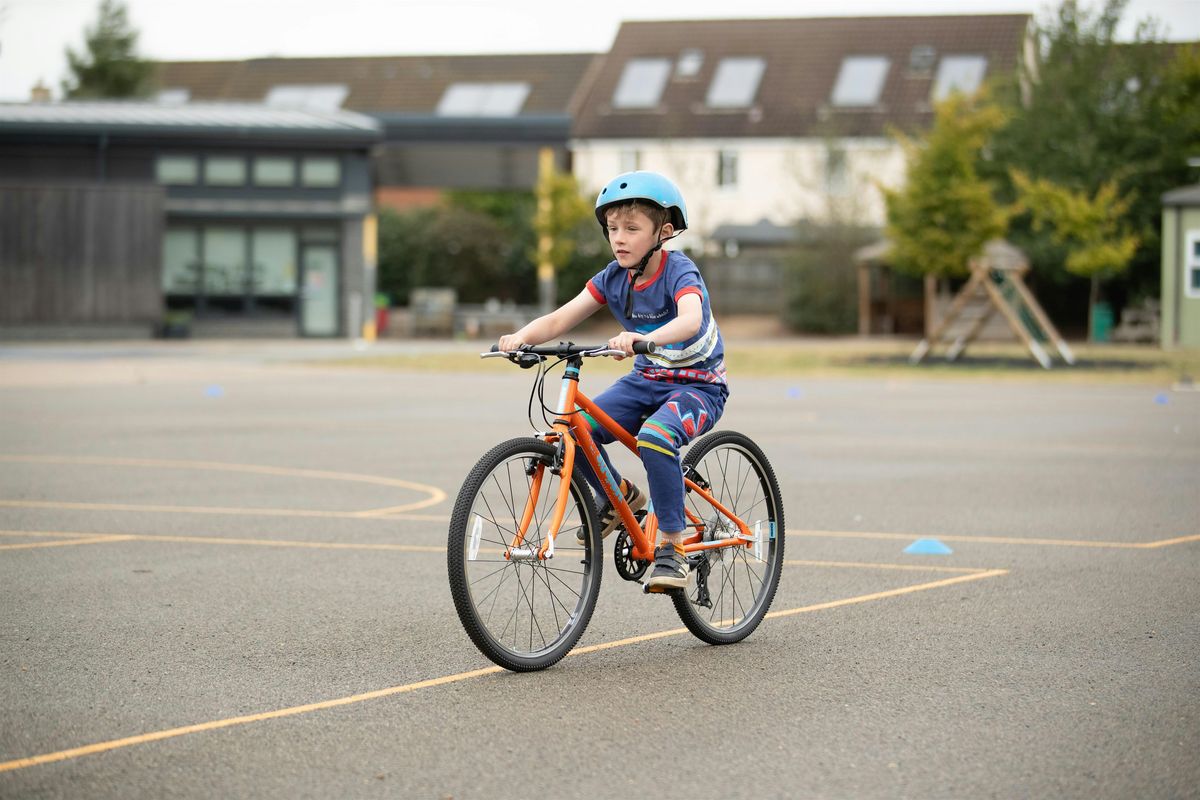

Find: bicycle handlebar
[484,341,657,360]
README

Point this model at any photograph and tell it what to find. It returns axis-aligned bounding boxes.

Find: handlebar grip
[632,340,657,355]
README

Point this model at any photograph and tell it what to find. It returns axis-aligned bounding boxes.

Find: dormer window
[909,45,937,75]
[676,49,704,79]
[612,58,671,108]
[830,56,890,107]
[436,82,530,116]
[706,57,765,108]
[932,55,988,101]
[264,84,348,111]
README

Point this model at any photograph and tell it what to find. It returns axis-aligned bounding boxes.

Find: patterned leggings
[575,371,727,533]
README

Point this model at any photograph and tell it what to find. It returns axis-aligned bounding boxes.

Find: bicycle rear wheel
[673,430,785,644]
[448,437,602,671]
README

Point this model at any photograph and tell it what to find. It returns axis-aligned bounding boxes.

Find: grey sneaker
[646,543,689,592]
[578,480,645,544]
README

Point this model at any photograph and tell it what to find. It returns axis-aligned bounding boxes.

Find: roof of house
[0,101,381,141]
[570,14,1031,140]
[1162,184,1200,206]
[154,52,600,116]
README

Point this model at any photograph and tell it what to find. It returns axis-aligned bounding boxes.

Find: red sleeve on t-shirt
[674,286,702,303]
[586,279,607,304]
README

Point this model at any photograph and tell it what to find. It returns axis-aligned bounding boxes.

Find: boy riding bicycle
[498,171,729,593]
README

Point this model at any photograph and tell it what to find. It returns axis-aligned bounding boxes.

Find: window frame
[830,56,891,108]
[1186,230,1200,300]
[612,58,672,109]
[717,149,739,189]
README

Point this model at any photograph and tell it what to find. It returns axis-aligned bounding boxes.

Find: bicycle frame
[509,354,754,564]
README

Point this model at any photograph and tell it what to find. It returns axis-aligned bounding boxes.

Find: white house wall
[570,137,907,248]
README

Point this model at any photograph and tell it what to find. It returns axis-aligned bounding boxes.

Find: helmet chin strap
[623,231,680,319]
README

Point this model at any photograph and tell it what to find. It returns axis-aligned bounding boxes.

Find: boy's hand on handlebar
[497,333,526,352]
[607,331,646,360]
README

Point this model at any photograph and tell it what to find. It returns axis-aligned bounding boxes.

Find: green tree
[987,0,1199,312]
[1012,171,1139,338]
[883,92,1010,279]
[62,0,153,99]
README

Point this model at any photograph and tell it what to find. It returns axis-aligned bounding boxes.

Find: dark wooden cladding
[0,183,164,324]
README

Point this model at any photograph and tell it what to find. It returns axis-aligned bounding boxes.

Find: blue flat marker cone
[904,538,953,555]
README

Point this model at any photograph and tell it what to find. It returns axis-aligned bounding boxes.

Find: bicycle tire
[672,430,785,644]
[448,437,602,671]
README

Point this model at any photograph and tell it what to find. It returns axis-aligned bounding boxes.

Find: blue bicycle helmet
[594,171,688,233]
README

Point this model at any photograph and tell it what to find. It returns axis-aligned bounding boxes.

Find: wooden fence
[0,183,164,325]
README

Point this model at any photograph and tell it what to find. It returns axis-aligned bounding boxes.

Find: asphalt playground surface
[0,339,1197,799]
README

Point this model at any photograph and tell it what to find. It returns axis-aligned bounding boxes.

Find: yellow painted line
[0,567,1006,774]
[784,558,990,575]
[793,529,1199,550]
[0,454,448,514]
[0,529,445,553]
[0,535,134,551]
[763,569,1010,621]
[0,500,383,518]
[1140,533,1200,549]
[0,665,504,774]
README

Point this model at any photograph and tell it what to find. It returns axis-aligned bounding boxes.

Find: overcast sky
[1,0,1197,101]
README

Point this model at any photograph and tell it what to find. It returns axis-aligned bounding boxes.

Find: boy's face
[605,207,673,270]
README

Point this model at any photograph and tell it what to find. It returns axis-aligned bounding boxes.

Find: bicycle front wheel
[448,437,602,671]
[674,430,785,644]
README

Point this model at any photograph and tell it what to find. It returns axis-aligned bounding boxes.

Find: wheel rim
[459,453,597,659]
[683,443,779,633]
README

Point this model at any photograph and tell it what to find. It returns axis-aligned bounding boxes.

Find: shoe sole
[579,491,646,544]
[646,574,688,592]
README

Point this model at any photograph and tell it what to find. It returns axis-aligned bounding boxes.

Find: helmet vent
[619,182,628,188]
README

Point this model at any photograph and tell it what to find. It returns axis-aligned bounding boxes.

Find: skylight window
[436,83,530,116]
[705,57,765,108]
[676,49,704,79]
[830,56,890,107]
[932,55,988,101]
[612,58,672,109]
[265,84,349,111]
[155,88,190,105]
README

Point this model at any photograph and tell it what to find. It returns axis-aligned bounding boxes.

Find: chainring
[613,528,651,582]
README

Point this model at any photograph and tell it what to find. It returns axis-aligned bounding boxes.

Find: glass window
[156,88,190,105]
[436,82,530,116]
[825,148,849,196]
[252,228,298,298]
[156,155,198,185]
[706,58,765,108]
[933,55,988,101]
[619,149,640,173]
[909,45,937,74]
[1187,232,1200,299]
[831,56,891,107]
[204,156,246,186]
[676,49,704,79]
[265,84,349,111]
[301,157,341,188]
[202,227,248,302]
[717,150,738,188]
[162,228,200,293]
[254,156,296,187]
[612,58,672,109]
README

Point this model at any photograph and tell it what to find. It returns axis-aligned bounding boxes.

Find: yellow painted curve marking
[0,569,1006,774]
[0,454,447,514]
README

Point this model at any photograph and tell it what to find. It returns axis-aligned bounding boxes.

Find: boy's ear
[659,222,675,239]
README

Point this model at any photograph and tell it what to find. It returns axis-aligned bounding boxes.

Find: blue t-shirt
[586,250,727,386]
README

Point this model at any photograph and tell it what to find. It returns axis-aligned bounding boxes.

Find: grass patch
[317,339,1200,385]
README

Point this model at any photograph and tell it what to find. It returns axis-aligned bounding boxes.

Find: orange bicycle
[448,342,785,671]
